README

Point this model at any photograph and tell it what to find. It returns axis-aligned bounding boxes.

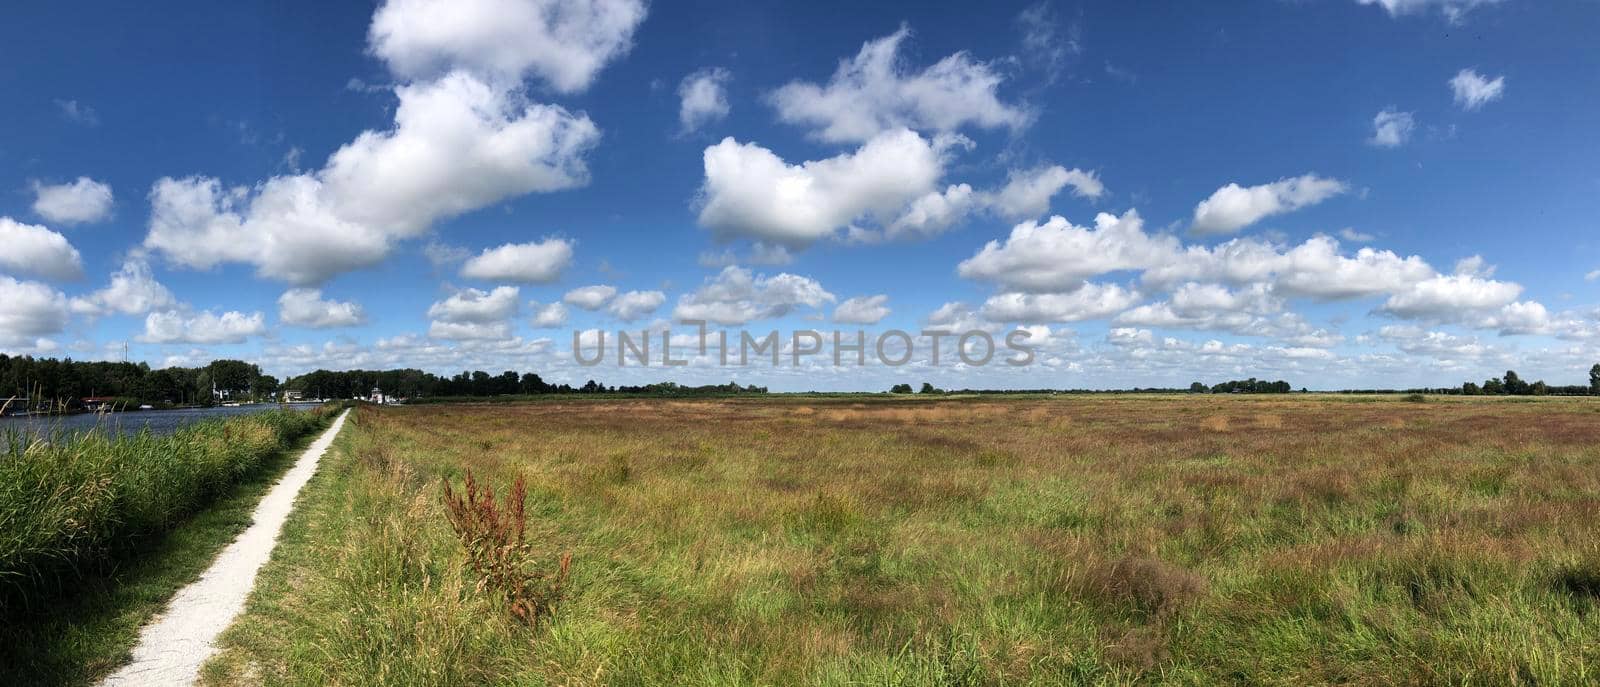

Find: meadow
[205,396,1600,685]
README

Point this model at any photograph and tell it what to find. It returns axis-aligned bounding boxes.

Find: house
[282,389,305,402]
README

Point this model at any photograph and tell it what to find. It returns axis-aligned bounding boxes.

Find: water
[0,403,327,438]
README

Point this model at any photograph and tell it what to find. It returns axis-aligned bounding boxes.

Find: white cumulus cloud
[368,0,647,92]
[1191,174,1347,234]
[606,290,665,321]
[563,284,617,310]
[697,128,944,245]
[460,238,573,283]
[278,288,367,328]
[31,177,114,225]
[959,210,1174,292]
[530,301,568,327]
[0,276,70,345]
[70,258,176,316]
[0,217,84,281]
[673,266,835,325]
[678,67,731,134]
[833,294,891,324]
[145,75,600,284]
[768,25,1031,143]
[978,283,1141,323]
[988,166,1104,221]
[1368,108,1415,148]
[140,309,267,344]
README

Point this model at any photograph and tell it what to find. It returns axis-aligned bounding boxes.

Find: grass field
[205,396,1600,685]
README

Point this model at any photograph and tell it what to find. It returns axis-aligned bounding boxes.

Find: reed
[0,406,334,611]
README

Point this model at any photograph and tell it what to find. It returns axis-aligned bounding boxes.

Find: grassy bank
[0,404,337,611]
[206,397,1600,685]
[0,423,335,686]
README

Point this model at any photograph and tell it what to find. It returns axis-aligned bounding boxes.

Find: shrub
[442,470,571,628]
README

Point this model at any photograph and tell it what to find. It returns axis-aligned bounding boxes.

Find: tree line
[1,355,276,410]
[285,368,766,400]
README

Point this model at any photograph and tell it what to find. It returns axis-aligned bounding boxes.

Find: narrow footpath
[100,408,351,687]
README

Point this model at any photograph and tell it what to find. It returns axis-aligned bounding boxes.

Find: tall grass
[0,406,335,610]
[207,398,1600,685]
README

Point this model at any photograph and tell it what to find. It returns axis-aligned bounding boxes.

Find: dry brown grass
[206,395,1600,685]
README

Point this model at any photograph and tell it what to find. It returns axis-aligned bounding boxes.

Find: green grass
[204,397,1600,685]
[0,418,333,686]
[0,407,335,609]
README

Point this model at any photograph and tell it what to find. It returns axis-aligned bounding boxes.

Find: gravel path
[100,408,350,687]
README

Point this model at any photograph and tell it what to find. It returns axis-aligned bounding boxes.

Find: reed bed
[0,406,334,610]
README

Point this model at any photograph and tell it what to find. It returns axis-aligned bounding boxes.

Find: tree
[1483,377,1504,394]
[1462,381,1481,395]
[1590,364,1600,395]
[1189,382,1207,393]
[1503,370,1527,395]
[889,383,913,394]
[919,382,938,394]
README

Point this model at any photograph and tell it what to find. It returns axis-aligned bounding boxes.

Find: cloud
[460,238,573,283]
[70,258,177,316]
[1191,174,1347,234]
[0,276,70,344]
[1379,273,1521,320]
[697,128,944,245]
[883,184,977,240]
[1358,0,1500,22]
[278,288,367,328]
[1368,108,1415,148]
[606,290,665,321]
[1016,1,1077,82]
[1586,269,1600,282]
[1339,228,1375,243]
[0,217,84,281]
[54,99,99,126]
[980,283,1140,323]
[697,243,796,267]
[428,285,520,323]
[768,25,1031,143]
[833,294,891,324]
[563,285,617,309]
[672,266,835,325]
[140,309,267,344]
[367,0,647,92]
[988,165,1104,220]
[530,301,568,327]
[427,285,520,340]
[1268,237,1436,299]
[959,210,1174,292]
[1450,68,1505,110]
[427,320,515,340]
[144,0,635,285]
[31,177,114,225]
[678,67,731,134]
[145,75,599,284]
[1114,283,1340,346]
[859,163,1105,242]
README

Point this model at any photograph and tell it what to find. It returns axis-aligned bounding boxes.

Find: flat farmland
[205,396,1600,685]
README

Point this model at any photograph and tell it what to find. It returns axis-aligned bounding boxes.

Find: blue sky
[2,0,1598,391]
